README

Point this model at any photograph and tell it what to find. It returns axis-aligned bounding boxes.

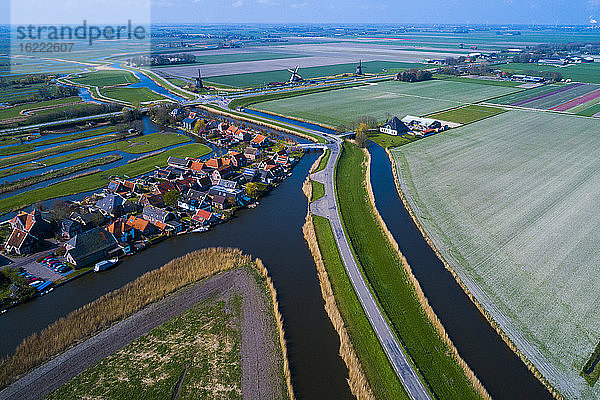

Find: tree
[355,123,369,148]
[193,120,206,134]
[164,190,181,207]
[245,182,269,199]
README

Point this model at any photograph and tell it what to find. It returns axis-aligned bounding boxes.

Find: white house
[379,116,410,136]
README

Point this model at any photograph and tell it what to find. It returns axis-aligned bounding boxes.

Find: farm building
[65,227,119,267]
[401,115,442,131]
[379,117,411,136]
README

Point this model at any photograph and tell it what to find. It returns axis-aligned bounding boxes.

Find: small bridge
[288,143,328,152]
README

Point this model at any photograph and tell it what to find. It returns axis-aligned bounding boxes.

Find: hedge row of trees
[394,69,432,83]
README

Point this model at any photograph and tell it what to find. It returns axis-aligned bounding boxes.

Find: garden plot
[391,110,600,399]
[255,79,519,127]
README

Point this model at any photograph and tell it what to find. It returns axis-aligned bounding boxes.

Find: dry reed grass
[302,154,375,400]
[254,259,295,400]
[384,148,562,400]
[362,148,491,400]
[0,247,294,399]
[303,214,375,400]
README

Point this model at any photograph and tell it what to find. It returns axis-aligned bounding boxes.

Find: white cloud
[232,0,243,6]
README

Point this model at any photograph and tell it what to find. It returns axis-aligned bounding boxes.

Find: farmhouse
[380,116,411,136]
[65,227,119,267]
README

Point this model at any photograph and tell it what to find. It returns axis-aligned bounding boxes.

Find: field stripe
[550,89,600,112]
[512,83,584,106]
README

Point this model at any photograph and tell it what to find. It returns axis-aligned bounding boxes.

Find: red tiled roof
[192,209,212,222]
[251,134,267,144]
[126,216,150,231]
[190,160,205,172]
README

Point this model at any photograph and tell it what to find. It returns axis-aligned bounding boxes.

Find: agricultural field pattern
[391,110,600,399]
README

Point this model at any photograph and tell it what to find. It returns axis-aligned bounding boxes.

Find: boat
[94,258,119,272]
[192,226,209,233]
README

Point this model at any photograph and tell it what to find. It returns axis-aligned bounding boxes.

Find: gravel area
[0,267,284,400]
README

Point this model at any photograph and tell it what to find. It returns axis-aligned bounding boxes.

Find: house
[182,112,198,130]
[61,218,84,239]
[218,179,238,190]
[139,193,165,208]
[106,180,127,194]
[167,156,191,170]
[94,194,129,217]
[65,227,119,267]
[196,175,213,191]
[170,108,184,119]
[105,219,136,243]
[228,151,245,168]
[153,181,178,195]
[189,160,206,173]
[9,209,52,239]
[126,215,157,236]
[241,167,258,182]
[4,229,39,255]
[154,168,175,180]
[205,157,229,170]
[211,194,228,209]
[226,126,251,141]
[250,134,269,148]
[164,220,184,234]
[175,177,198,192]
[211,168,233,185]
[379,117,411,136]
[192,209,217,226]
[177,189,210,212]
[69,211,103,229]
[142,205,174,224]
[244,147,260,161]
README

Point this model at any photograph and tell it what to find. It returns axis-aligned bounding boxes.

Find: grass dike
[336,141,485,399]
[363,147,491,400]
[385,146,562,400]
[0,247,294,400]
[301,152,375,400]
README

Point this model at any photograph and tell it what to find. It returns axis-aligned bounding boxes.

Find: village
[0,112,303,311]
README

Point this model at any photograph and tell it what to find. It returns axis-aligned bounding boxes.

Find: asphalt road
[309,137,433,400]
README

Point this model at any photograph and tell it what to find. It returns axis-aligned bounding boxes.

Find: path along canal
[366,141,552,400]
[0,152,354,400]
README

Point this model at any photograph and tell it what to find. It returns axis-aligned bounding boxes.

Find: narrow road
[309,138,433,400]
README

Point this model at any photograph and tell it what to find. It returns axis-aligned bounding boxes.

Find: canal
[366,141,552,400]
[0,152,353,400]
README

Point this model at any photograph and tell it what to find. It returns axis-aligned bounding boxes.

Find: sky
[0,0,599,25]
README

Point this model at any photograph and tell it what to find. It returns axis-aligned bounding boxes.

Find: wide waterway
[366,141,552,400]
[0,152,353,400]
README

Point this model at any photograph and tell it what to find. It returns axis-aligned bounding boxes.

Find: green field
[0,143,211,214]
[427,104,506,124]
[207,61,426,88]
[0,126,122,156]
[578,103,600,117]
[255,80,520,128]
[368,133,418,149]
[51,297,242,400]
[314,149,330,173]
[500,63,600,84]
[311,215,409,400]
[337,142,481,400]
[100,87,167,104]
[310,180,325,201]
[0,133,132,169]
[391,110,600,399]
[69,70,140,88]
[0,97,82,121]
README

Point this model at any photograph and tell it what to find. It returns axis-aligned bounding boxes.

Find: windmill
[195,69,203,88]
[355,60,363,75]
[287,66,303,83]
